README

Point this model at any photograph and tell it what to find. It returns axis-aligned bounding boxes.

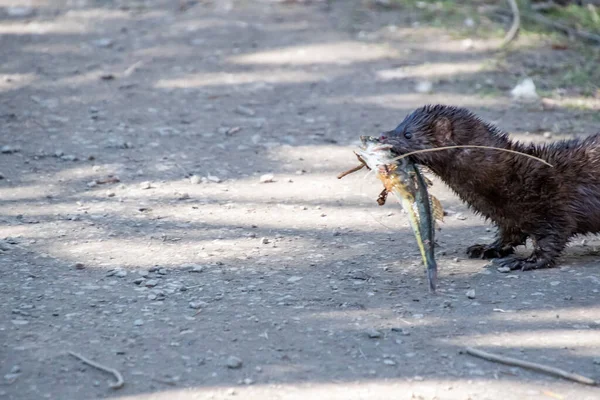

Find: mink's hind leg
[467,227,527,259]
[493,234,568,271]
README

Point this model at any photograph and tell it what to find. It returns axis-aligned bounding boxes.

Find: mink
[379,104,600,271]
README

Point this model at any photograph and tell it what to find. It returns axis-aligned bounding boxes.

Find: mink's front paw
[492,255,553,271]
[466,244,512,259]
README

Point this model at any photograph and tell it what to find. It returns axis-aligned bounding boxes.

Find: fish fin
[430,195,445,222]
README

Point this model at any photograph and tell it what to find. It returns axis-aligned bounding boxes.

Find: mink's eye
[404,131,413,139]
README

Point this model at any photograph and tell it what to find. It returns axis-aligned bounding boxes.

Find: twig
[68,351,125,389]
[464,347,597,386]
[501,0,521,48]
[337,163,365,179]
[494,7,600,45]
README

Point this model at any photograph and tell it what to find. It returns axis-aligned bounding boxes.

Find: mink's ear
[434,117,453,143]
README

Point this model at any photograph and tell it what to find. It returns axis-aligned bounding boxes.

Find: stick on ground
[501,0,521,48]
[465,347,597,386]
[68,351,125,389]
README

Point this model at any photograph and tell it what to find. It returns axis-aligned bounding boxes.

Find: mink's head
[379,104,507,165]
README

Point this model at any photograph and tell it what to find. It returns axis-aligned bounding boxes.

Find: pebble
[287,276,303,283]
[4,373,19,382]
[466,289,476,299]
[415,80,433,94]
[455,213,467,220]
[145,279,158,288]
[366,328,382,338]
[260,237,269,245]
[383,359,396,366]
[73,263,85,270]
[242,378,254,385]
[12,319,28,325]
[133,278,145,285]
[158,268,168,275]
[593,358,600,365]
[148,294,157,301]
[190,175,201,184]
[190,265,205,273]
[61,154,78,162]
[106,190,116,197]
[6,7,34,17]
[115,270,127,278]
[10,366,20,374]
[177,192,190,200]
[226,356,243,369]
[140,181,152,189]
[207,175,221,183]
[461,38,474,50]
[511,78,539,102]
[235,106,256,117]
[189,301,204,309]
[92,38,114,48]
[543,132,552,139]
[497,266,511,273]
[134,319,144,326]
[259,174,275,183]
[1,145,18,154]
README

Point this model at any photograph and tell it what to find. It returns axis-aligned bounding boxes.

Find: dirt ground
[2,1,600,399]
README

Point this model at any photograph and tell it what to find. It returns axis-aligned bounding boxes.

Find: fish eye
[404,131,413,139]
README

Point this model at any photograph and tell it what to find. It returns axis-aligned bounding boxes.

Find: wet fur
[381,104,600,270]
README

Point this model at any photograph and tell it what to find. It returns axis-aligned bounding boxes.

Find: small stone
[455,213,467,220]
[87,180,98,188]
[550,281,560,286]
[415,80,433,94]
[11,320,28,325]
[140,181,152,189]
[133,278,145,285]
[260,237,269,245]
[92,38,114,48]
[593,358,600,365]
[134,319,144,326]
[287,276,303,283]
[259,174,275,183]
[190,265,205,273]
[3,373,19,382]
[226,356,243,369]
[115,270,127,278]
[6,7,34,17]
[383,359,396,366]
[207,175,221,183]
[366,328,382,338]
[1,145,17,154]
[242,378,254,385]
[466,289,476,299]
[106,190,116,197]
[145,279,158,288]
[158,268,168,275]
[235,106,256,117]
[177,192,190,200]
[148,294,157,301]
[497,266,511,273]
[511,78,539,102]
[10,366,20,374]
[61,154,78,162]
[190,175,201,184]
[461,38,474,50]
[73,263,85,270]
[543,132,552,139]
[189,301,205,309]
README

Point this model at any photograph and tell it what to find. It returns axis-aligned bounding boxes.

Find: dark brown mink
[379,104,600,271]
